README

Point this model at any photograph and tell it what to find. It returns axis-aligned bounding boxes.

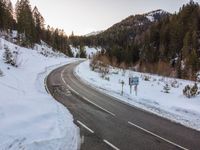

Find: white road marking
[103,140,120,150]
[61,69,81,96]
[61,69,67,85]
[81,136,85,144]
[81,96,116,117]
[67,84,80,96]
[77,120,94,134]
[128,121,189,150]
[61,67,116,116]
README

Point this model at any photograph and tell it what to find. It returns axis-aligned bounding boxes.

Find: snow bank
[76,60,200,131]
[0,38,80,150]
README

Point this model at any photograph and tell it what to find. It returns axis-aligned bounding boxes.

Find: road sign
[129,77,139,86]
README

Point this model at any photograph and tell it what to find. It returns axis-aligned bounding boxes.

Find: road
[46,61,200,150]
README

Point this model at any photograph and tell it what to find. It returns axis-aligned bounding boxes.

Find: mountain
[86,2,200,80]
[69,9,170,48]
[94,9,170,48]
[85,30,103,37]
[145,9,169,22]
[108,9,169,29]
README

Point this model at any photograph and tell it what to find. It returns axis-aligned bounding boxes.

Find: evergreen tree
[188,49,199,72]
[0,0,15,30]
[3,46,13,65]
[15,0,36,46]
[163,83,170,93]
[0,68,3,76]
[79,45,87,58]
[182,31,192,59]
[32,6,44,43]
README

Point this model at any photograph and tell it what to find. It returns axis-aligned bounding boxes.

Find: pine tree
[0,0,15,30]
[0,0,6,29]
[188,49,199,72]
[43,25,52,45]
[0,68,3,76]
[163,83,170,93]
[15,0,36,46]
[79,45,87,58]
[182,31,192,59]
[32,6,44,43]
[3,46,13,65]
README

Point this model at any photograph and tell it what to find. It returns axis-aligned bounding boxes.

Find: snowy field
[76,60,200,131]
[0,38,80,150]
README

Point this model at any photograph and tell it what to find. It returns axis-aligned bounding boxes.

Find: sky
[11,0,200,35]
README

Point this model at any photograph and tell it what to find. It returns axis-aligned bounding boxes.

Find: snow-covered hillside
[0,38,80,150]
[76,60,200,131]
[145,9,169,22]
[71,46,101,58]
[84,30,103,37]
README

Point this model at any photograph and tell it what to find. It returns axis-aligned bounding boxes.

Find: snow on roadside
[75,60,200,131]
[0,38,80,150]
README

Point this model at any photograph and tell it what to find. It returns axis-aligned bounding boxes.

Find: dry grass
[138,61,175,77]
[91,54,198,81]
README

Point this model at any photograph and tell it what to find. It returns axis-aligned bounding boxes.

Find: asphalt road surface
[46,61,200,150]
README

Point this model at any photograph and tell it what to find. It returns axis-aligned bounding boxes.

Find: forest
[0,0,73,56]
[1,0,200,80]
[70,1,200,80]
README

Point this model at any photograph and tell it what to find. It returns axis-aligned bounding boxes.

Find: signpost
[129,76,139,96]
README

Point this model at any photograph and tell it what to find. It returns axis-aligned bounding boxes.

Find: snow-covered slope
[76,60,200,131]
[84,30,103,37]
[0,38,80,150]
[71,46,101,58]
[145,9,169,22]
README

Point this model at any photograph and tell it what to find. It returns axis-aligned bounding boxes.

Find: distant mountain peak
[146,9,168,15]
[85,30,103,37]
[105,9,170,32]
[144,9,170,22]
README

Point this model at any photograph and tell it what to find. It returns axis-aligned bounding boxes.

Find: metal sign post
[134,85,138,96]
[129,76,139,96]
[130,85,132,94]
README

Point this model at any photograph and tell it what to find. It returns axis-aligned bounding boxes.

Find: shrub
[163,83,170,93]
[143,75,150,81]
[197,73,200,82]
[112,70,119,75]
[183,83,200,98]
[171,80,179,88]
[105,76,110,81]
[3,46,18,67]
[99,66,109,78]
[0,69,3,76]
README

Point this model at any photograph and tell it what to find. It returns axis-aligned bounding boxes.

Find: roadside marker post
[120,80,125,95]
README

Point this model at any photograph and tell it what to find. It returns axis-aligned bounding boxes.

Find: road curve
[46,61,200,150]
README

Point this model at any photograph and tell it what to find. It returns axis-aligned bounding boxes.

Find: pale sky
[11,0,200,35]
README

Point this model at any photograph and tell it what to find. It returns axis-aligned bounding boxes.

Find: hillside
[0,0,73,57]
[0,38,79,150]
[85,30,103,37]
[73,1,200,81]
[88,10,169,48]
